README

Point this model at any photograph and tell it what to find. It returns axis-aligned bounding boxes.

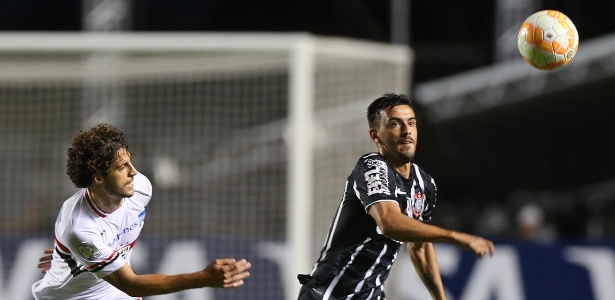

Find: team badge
[76,241,102,261]
[411,192,426,218]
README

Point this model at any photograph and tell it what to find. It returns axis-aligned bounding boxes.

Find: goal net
[0,32,411,300]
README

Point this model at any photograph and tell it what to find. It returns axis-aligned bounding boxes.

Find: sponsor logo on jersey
[109,220,144,246]
[76,241,102,261]
[117,243,132,258]
[365,159,390,196]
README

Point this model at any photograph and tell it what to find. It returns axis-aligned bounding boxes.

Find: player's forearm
[105,258,250,297]
[379,214,456,243]
[408,242,446,300]
[370,203,477,248]
[111,272,206,297]
[388,218,495,258]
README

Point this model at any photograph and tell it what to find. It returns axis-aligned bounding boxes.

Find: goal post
[285,35,412,299]
[0,32,411,300]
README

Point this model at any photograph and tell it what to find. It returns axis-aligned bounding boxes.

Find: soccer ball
[517,10,579,70]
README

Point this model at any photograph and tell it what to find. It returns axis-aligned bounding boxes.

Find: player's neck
[380,152,412,179]
[394,163,412,179]
[88,186,123,214]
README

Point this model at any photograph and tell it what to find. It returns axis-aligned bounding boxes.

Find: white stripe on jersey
[367,289,375,299]
[413,164,425,191]
[310,180,349,275]
[323,238,369,299]
[347,243,388,300]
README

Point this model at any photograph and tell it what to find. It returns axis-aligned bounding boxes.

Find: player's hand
[37,248,54,273]
[454,232,495,259]
[201,258,251,288]
[468,236,495,259]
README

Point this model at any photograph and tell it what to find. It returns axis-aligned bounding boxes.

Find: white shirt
[32,173,152,299]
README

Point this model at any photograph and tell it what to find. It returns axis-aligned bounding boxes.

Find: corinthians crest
[411,191,426,218]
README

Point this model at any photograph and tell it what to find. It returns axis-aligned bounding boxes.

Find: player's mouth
[400,138,414,145]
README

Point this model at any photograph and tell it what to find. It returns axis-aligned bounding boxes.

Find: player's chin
[399,146,415,157]
[122,188,135,198]
[401,151,415,162]
[126,182,135,192]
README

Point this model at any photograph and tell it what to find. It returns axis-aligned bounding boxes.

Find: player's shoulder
[59,189,92,222]
[59,192,100,240]
[353,152,396,177]
[357,152,388,167]
[61,188,86,207]
[133,172,153,197]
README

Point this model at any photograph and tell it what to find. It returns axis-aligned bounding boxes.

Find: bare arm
[408,242,446,300]
[368,201,494,258]
[103,258,251,297]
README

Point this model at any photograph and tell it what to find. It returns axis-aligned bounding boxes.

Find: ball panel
[536,17,555,32]
[519,22,533,44]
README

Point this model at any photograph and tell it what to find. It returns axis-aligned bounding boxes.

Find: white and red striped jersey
[32,172,152,300]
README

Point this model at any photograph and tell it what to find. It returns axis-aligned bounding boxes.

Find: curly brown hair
[66,123,129,188]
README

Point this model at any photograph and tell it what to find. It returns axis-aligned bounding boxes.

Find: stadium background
[2,0,615,299]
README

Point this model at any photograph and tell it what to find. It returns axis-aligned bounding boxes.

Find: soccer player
[297,93,495,300]
[32,123,251,299]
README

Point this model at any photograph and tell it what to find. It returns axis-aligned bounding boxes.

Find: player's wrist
[448,230,463,245]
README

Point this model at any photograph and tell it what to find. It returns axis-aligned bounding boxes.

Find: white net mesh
[0,33,411,300]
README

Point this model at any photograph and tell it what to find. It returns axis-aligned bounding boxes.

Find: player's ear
[369,128,379,143]
[92,174,103,184]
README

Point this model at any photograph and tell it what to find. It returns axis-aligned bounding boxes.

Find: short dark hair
[66,123,129,188]
[367,93,413,129]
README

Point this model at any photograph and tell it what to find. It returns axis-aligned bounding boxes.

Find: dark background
[3,0,615,84]
[2,0,615,237]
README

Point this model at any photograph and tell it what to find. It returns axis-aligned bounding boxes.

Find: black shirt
[304,152,437,299]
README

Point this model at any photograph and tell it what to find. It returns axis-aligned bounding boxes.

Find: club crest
[411,191,426,218]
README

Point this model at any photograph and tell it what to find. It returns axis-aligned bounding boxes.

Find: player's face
[373,104,417,164]
[102,148,138,198]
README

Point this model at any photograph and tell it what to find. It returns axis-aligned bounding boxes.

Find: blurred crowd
[436,179,615,242]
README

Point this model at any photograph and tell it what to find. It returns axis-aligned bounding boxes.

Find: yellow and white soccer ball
[517,10,579,70]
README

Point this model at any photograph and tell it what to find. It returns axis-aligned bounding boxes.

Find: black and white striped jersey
[304,152,437,299]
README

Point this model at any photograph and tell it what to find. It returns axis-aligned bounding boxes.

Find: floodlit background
[1,1,615,299]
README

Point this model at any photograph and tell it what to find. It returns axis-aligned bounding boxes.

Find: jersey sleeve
[354,155,399,212]
[132,172,153,207]
[63,226,127,279]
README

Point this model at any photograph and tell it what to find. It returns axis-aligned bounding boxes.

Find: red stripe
[55,237,70,253]
[86,250,119,271]
[85,190,107,218]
